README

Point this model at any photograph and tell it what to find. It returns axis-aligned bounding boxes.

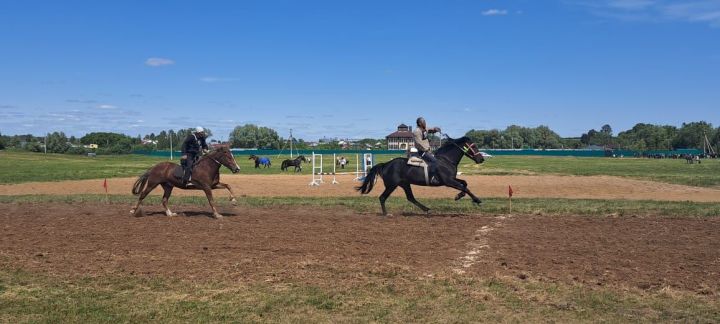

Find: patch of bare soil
[0,202,483,286]
[1,202,718,294]
[475,215,720,294]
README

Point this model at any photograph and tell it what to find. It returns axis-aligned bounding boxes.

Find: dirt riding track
[1,174,719,295]
[1,202,719,294]
[2,174,720,202]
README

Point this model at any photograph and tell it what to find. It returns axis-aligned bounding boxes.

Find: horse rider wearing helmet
[180,126,209,184]
[413,117,441,185]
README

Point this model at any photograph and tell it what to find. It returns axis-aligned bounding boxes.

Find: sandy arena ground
[2,174,719,294]
[1,174,719,202]
[1,202,718,294]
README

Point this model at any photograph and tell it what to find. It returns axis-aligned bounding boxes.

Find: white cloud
[482,9,509,16]
[98,104,117,109]
[145,57,175,67]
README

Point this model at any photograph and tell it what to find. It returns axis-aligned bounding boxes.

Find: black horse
[280,155,308,172]
[356,136,485,215]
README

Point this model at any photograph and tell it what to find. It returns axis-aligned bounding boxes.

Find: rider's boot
[182,169,192,186]
[430,175,441,185]
[429,164,440,185]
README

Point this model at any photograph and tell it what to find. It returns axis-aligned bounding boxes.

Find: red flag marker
[508,185,513,213]
[103,178,109,203]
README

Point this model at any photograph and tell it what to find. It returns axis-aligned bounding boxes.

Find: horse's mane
[435,136,470,154]
[197,147,230,162]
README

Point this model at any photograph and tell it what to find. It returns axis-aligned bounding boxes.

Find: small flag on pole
[103,178,109,203]
[508,185,513,213]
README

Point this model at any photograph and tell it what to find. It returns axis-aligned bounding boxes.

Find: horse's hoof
[213,213,224,219]
[166,212,177,217]
[131,209,143,217]
[230,198,238,205]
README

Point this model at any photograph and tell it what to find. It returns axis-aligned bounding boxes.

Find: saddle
[173,156,200,183]
[407,153,431,185]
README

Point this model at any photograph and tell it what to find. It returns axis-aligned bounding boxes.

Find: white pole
[332,153,339,184]
[353,153,361,181]
[289,129,293,159]
[169,133,173,160]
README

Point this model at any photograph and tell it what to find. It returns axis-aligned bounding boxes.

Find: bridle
[201,151,224,166]
[461,142,482,158]
[441,133,482,159]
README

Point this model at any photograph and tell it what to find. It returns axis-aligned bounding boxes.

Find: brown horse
[130,147,241,219]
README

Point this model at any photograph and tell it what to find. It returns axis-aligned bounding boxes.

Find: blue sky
[1,0,719,140]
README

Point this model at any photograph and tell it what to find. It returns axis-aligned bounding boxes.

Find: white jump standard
[309,153,374,186]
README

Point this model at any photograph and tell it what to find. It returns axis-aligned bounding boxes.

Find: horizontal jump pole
[313,172,358,175]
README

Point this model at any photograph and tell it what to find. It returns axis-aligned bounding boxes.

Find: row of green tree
[223,124,384,150]
[464,121,719,151]
[0,132,141,154]
[2,121,718,154]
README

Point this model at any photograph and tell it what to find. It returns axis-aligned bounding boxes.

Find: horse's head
[248,155,257,160]
[208,147,240,173]
[444,136,484,164]
[297,155,308,162]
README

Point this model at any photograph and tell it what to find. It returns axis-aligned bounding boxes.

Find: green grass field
[467,155,720,187]
[0,150,401,184]
[2,269,717,323]
[1,150,719,187]
[2,150,720,322]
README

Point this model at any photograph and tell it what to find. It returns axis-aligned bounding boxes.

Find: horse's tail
[355,162,386,194]
[131,170,150,196]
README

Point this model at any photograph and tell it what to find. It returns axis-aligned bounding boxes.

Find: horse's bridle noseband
[461,142,482,158]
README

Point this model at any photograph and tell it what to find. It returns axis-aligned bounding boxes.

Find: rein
[441,135,481,159]
[199,154,223,166]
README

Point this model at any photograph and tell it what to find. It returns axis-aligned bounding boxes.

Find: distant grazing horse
[687,155,701,164]
[280,155,308,172]
[130,147,241,219]
[356,136,485,215]
[249,155,272,168]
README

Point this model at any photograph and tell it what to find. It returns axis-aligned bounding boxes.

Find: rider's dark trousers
[181,153,198,181]
[421,151,438,176]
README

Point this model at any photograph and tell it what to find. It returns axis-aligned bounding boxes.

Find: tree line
[2,121,718,154]
[464,121,719,151]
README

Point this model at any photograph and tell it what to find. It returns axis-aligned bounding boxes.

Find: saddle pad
[407,156,427,167]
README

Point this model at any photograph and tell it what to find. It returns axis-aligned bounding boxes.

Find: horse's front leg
[454,178,468,201]
[213,182,237,205]
[444,178,481,205]
[201,185,223,219]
